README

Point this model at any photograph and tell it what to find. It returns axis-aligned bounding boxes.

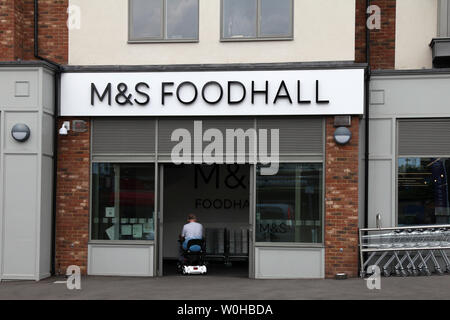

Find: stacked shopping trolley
[359,225,450,277]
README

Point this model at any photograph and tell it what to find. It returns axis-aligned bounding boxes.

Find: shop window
[129,0,199,42]
[91,163,155,241]
[398,158,450,226]
[438,0,450,37]
[256,163,323,243]
[221,0,293,41]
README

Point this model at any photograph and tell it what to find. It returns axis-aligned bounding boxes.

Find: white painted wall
[395,0,438,70]
[68,0,356,65]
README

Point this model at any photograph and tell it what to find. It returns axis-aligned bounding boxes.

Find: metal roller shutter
[256,117,324,160]
[398,119,450,156]
[92,118,156,155]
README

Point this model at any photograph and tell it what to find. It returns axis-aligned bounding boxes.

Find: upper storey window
[439,0,450,37]
[221,0,293,41]
[129,0,199,42]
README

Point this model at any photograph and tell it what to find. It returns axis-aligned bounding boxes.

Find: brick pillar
[355,0,396,70]
[55,118,90,275]
[325,116,359,278]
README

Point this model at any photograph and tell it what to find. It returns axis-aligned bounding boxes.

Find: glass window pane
[222,0,257,38]
[92,163,156,241]
[398,157,450,225]
[130,0,162,39]
[260,0,292,37]
[166,0,198,39]
[256,163,323,243]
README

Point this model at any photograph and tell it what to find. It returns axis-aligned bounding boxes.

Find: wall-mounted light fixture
[11,123,31,142]
[59,121,70,136]
[334,127,352,145]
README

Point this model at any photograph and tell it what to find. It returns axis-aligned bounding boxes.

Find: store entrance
[158,164,252,277]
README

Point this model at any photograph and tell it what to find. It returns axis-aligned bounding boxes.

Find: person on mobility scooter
[177,214,207,275]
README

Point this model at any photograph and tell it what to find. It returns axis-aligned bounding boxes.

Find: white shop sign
[60,69,364,116]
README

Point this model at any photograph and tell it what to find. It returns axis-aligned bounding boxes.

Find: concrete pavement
[0,274,449,300]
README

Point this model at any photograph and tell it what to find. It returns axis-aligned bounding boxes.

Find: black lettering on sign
[202,81,223,105]
[297,80,311,104]
[161,82,174,105]
[177,81,198,105]
[134,82,150,105]
[273,80,292,104]
[91,83,112,106]
[115,83,133,105]
[316,80,330,104]
[228,81,246,104]
[251,80,269,104]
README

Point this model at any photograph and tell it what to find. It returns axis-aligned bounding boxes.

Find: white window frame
[128,0,199,43]
[220,0,294,42]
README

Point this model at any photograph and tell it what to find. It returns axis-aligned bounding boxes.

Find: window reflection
[131,0,163,39]
[92,163,155,241]
[166,0,198,39]
[130,0,199,41]
[260,0,292,37]
[398,158,450,225]
[222,0,293,39]
[256,163,323,243]
[222,0,257,38]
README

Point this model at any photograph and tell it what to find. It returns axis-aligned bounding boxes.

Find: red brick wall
[325,117,359,278]
[355,0,396,70]
[0,0,15,60]
[55,118,90,275]
[0,0,68,63]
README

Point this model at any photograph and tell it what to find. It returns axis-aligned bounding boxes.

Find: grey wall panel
[2,155,38,278]
[42,69,55,114]
[368,160,394,228]
[88,244,154,276]
[4,112,38,154]
[255,246,324,279]
[39,156,53,278]
[370,75,450,118]
[42,113,54,156]
[256,117,323,156]
[369,119,392,157]
[92,118,156,155]
[398,119,450,156]
[0,70,39,109]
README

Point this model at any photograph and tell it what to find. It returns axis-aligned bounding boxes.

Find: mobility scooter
[177,239,208,275]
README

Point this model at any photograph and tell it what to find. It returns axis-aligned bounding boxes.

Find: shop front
[57,64,365,279]
[367,70,450,229]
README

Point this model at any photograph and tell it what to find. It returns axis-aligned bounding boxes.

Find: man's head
[187,214,197,222]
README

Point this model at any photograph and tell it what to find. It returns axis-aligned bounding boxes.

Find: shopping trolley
[359,225,450,278]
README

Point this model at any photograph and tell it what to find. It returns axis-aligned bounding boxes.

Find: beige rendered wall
[395,0,438,70]
[68,0,356,65]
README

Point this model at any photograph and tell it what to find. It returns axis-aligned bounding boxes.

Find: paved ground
[0,273,450,300]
